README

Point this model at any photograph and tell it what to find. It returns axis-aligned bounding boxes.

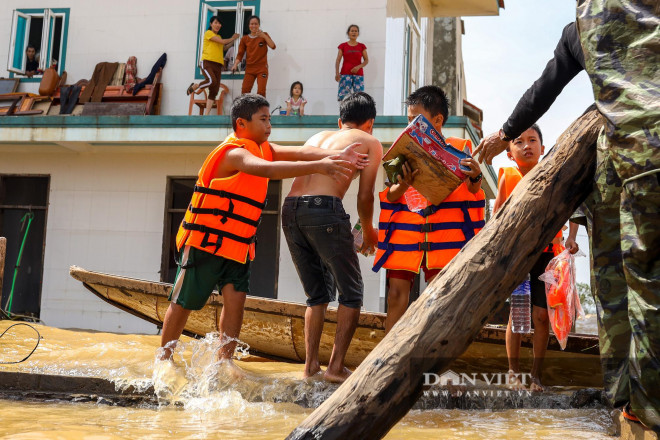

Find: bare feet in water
[219,359,246,381]
[324,366,352,383]
[303,362,322,379]
[529,375,544,392]
[507,370,527,391]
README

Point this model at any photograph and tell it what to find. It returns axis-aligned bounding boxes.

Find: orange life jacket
[498,166,563,254]
[175,133,273,263]
[373,137,486,273]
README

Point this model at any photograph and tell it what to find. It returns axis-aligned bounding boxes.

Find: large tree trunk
[288,107,602,440]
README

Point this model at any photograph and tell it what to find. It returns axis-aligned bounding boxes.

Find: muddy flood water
[0,320,613,439]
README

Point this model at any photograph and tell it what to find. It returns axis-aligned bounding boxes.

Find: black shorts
[282,196,363,309]
[530,251,554,309]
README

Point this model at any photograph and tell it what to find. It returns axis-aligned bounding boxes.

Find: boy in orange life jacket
[159,94,368,366]
[373,85,485,333]
[496,124,580,392]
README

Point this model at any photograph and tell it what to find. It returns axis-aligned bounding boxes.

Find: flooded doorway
[161,177,281,299]
[0,175,50,318]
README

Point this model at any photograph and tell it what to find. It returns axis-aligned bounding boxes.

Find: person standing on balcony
[187,16,239,115]
[231,16,276,97]
[335,24,369,102]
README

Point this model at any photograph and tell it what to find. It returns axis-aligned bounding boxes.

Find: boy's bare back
[288,128,382,198]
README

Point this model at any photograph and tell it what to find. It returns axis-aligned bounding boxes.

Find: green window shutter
[8,11,30,74]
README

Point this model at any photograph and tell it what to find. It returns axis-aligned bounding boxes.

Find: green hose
[5,212,34,316]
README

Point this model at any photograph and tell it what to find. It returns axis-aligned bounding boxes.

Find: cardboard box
[383,114,471,205]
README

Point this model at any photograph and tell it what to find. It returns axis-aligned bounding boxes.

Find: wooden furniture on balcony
[188,83,229,115]
[52,68,163,116]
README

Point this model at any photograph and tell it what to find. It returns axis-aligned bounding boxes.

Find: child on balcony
[285,81,307,116]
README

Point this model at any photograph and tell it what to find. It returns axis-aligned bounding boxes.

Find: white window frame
[7,10,31,74]
[196,1,257,79]
[7,8,65,76]
[402,4,421,112]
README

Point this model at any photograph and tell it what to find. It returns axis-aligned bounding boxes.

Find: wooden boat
[70,266,603,387]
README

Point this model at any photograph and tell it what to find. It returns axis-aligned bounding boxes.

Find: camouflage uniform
[577,0,660,431]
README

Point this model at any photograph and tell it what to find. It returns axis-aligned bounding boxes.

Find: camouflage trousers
[577,0,660,431]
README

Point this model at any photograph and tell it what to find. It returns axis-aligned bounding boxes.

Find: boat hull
[69,266,603,387]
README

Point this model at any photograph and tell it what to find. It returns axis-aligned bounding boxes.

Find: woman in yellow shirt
[187,16,239,115]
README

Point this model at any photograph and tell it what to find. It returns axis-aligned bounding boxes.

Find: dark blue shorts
[282,196,363,309]
[530,251,554,309]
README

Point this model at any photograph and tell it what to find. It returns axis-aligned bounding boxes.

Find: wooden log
[287,106,603,440]
[0,237,5,302]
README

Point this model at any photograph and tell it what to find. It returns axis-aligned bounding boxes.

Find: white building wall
[383,0,433,115]
[0,149,210,333]
[1,0,392,116]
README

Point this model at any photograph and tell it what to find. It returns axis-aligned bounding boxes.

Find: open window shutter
[7,10,31,74]
[42,9,57,71]
[38,9,52,71]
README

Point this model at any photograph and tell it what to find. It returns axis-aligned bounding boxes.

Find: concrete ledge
[0,371,608,411]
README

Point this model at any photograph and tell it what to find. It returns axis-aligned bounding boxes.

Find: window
[402,7,421,113]
[0,175,50,318]
[195,1,260,80]
[7,8,69,79]
[160,177,281,299]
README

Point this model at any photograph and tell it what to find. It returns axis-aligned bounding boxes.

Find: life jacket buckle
[419,242,431,251]
[420,223,432,233]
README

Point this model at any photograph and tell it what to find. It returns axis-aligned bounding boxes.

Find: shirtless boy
[282,92,383,383]
[159,94,367,368]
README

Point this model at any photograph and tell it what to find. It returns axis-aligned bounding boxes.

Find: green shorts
[168,246,250,310]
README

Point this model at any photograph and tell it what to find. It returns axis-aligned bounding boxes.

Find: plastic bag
[538,249,585,349]
[404,187,427,212]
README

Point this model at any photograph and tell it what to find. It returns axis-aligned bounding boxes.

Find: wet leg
[505,314,524,390]
[530,305,550,391]
[384,277,412,334]
[325,304,359,383]
[218,284,247,360]
[304,303,328,378]
[160,303,192,360]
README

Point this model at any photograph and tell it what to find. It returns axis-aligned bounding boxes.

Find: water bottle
[510,274,531,333]
[352,221,363,252]
[404,187,426,212]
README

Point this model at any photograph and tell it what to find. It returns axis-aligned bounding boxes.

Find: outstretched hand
[339,142,369,169]
[320,157,354,183]
[473,131,509,165]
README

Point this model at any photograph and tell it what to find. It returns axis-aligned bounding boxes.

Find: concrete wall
[0,149,206,333]
[1,0,400,116]
[432,17,461,115]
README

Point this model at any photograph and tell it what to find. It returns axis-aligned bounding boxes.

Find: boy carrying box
[496,124,580,392]
[373,86,485,333]
[159,94,367,367]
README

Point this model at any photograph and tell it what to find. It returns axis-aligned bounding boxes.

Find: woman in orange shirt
[231,16,276,97]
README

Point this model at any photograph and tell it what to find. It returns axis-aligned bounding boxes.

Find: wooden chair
[188,83,229,115]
